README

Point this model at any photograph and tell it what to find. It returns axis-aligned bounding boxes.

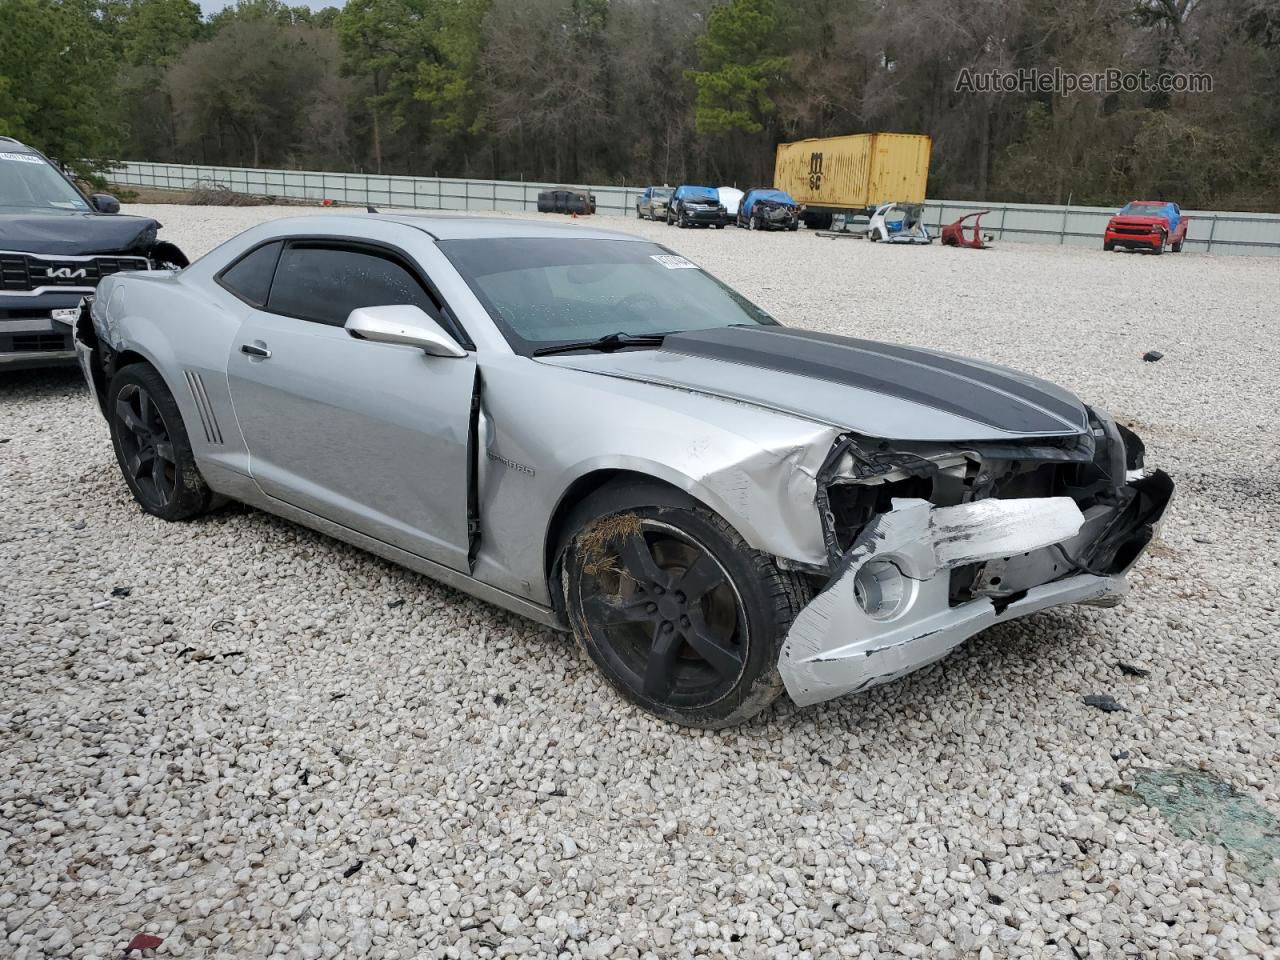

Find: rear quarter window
[217,241,282,307]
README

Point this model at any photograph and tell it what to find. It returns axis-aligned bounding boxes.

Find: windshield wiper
[532,332,669,357]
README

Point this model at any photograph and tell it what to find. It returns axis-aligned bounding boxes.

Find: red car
[1104,201,1188,254]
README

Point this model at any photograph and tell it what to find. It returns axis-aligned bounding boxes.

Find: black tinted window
[219,241,281,306]
[266,244,440,327]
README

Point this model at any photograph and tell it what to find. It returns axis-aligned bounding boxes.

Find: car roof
[0,136,37,153]
[261,213,649,243]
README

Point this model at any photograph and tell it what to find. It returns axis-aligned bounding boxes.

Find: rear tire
[561,483,809,728]
[107,363,218,521]
[1172,236,1183,253]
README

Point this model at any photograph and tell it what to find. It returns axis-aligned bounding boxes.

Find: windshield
[0,151,90,213]
[652,188,673,199]
[1119,203,1166,216]
[681,188,719,203]
[440,238,776,354]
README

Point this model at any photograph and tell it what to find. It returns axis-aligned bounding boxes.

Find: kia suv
[0,137,186,370]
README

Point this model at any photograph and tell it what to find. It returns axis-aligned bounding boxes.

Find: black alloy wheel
[562,484,810,728]
[114,382,178,511]
[107,363,219,521]
[583,520,747,706]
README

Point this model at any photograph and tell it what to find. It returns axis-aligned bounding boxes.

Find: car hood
[0,212,162,256]
[541,326,1089,442]
[1109,215,1168,227]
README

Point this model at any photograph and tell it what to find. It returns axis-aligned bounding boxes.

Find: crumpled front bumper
[779,471,1173,706]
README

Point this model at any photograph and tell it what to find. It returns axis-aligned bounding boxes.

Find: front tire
[561,483,809,728]
[107,363,217,521]
[1153,230,1167,255]
[1104,240,1114,252]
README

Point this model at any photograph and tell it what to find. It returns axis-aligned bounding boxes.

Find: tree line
[1,0,1278,209]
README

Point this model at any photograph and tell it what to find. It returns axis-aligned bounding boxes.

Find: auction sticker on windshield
[0,152,45,164]
[651,254,698,269]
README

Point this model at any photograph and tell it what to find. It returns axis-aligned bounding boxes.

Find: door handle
[240,342,271,359]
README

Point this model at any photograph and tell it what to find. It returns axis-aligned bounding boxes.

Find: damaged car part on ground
[72,214,1172,728]
[0,137,187,370]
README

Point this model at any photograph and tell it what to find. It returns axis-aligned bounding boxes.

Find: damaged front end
[781,410,1173,706]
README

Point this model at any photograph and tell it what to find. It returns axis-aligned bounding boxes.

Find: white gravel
[3,204,1279,959]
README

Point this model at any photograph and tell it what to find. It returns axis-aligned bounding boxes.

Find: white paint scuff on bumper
[779,496,1127,707]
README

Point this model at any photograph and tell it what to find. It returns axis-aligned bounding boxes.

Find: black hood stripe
[661,326,1086,434]
[766,327,1085,425]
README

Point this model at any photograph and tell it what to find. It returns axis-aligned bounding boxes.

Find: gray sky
[198,0,345,11]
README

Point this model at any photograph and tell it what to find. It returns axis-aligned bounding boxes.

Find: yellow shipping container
[774,133,931,220]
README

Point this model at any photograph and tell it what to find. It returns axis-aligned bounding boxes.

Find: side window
[218,241,281,307]
[266,243,442,328]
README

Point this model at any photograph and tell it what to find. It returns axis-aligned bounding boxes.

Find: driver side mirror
[90,194,121,214]
[345,304,467,358]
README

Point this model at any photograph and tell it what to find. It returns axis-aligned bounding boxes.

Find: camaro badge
[486,450,534,476]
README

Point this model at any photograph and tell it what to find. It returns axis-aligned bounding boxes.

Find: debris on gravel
[1083,693,1129,713]
[2,205,1278,958]
[1117,661,1152,678]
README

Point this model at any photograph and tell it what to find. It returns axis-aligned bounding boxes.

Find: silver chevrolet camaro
[71,214,1173,728]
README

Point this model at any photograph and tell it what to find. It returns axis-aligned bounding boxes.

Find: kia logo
[48,266,88,280]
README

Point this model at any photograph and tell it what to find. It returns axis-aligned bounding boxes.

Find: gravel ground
[3,205,1279,959]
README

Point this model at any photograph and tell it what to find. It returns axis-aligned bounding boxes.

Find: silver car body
[76,214,1171,707]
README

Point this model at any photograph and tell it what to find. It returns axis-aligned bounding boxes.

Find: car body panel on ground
[867,202,932,243]
[75,213,1171,724]
[940,210,993,249]
[1105,201,1187,253]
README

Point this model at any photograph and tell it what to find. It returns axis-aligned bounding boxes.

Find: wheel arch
[100,338,201,448]
[541,465,756,620]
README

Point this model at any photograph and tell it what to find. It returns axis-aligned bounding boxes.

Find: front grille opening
[827,476,932,553]
[0,253,149,292]
[986,461,1068,499]
[11,333,72,352]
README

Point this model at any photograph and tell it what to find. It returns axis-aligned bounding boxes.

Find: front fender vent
[184,370,223,445]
